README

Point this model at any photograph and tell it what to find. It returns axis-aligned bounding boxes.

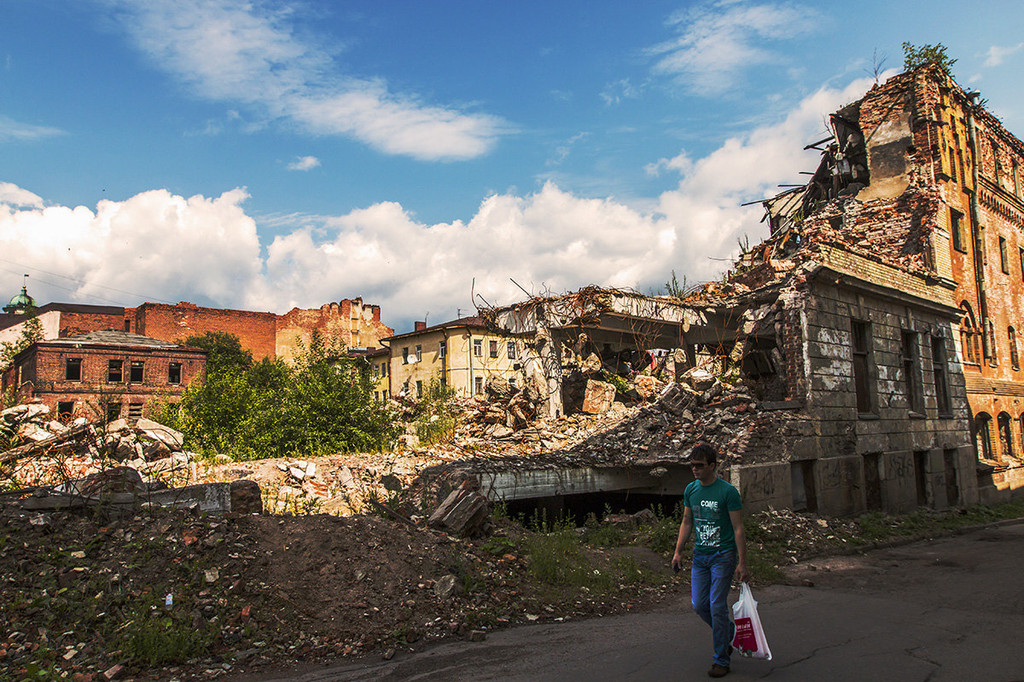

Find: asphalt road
[253,521,1024,681]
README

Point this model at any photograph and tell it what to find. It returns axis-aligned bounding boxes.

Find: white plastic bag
[732,582,772,660]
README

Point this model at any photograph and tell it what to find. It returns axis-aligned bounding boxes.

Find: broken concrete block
[581,379,616,414]
[16,422,52,442]
[682,367,717,391]
[230,480,263,514]
[288,466,306,481]
[433,574,461,600]
[428,483,489,537]
[2,403,50,423]
[135,418,183,447]
[634,375,665,401]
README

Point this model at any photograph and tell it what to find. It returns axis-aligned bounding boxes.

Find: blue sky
[3,0,1024,332]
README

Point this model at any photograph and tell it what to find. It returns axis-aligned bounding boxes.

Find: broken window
[851,320,875,415]
[901,331,924,414]
[474,376,483,394]
[439,340,446,359]
[473,339,483,357]
[127,403,143,419]
[999,412,1015,460]
[108,359,123,383]
[65,358,82,382]
[999,237,1010,274]
[402,347,409,364]
[106,402,121,421]
[976,412,994,460]
[931,335,951,417]
[57,402,74,420]
[130,361,144,383]
[959,303,981,365]
[950,209,967,253]
[489,340,498,358]
[1010,327,1019,371]
[507,341,516,359]
[168,362,182,385]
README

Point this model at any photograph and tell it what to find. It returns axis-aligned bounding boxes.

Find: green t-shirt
[684,477,742,554]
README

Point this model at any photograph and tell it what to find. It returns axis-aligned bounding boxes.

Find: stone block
[581,379,615,414]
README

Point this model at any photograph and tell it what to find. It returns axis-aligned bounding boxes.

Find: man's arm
[729,509,750,582]
[671,506,693,572]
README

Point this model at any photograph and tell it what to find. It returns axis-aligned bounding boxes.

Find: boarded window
[999,412,1015,459]
[130,361,144,383]
[950,209,966,253]
[931,336,951,416]
[65,358,82,381]
[851,320,874,414]
[128,403,143,418]
[901,331,923,413]
[108,359,123,383]
[168,362,182,385]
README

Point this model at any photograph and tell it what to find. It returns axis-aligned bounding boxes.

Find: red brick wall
[13,343,206,419]
[276,299,394,362]
[58,311,126,337]
[134,302,278,360]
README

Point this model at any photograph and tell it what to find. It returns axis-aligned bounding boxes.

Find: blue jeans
[691,549,737,667]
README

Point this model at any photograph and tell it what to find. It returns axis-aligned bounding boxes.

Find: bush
[157,332,398,459]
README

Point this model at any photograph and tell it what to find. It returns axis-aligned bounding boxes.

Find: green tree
[179,331,254,375]
[0,314,43,371]
[902,42,957,73]
[158,332,397,459]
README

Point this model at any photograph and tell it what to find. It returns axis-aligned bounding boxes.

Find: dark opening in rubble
[503,491,685,526]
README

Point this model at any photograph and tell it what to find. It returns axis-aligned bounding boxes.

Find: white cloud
[983,42,1024,67]
[647,1,818,95]
[0,75,879,329]
[600,79,641,106]
[0,182,44,208]
[0,115,64,142]
[287,155,321,171]
[104,0,507,161]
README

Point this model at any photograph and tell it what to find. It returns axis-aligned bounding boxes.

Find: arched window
[1010,327,1019,370]
[999,412,1015,460]
[975,412,994,461]
[959,303,981,364]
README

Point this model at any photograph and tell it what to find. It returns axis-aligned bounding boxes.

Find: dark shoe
[708,663,730,678]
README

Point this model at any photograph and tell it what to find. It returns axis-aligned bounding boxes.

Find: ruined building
[470,64,1024,515]
[0,297,393,364]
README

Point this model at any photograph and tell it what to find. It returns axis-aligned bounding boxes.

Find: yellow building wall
[389,326,525,398]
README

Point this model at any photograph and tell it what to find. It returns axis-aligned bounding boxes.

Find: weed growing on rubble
[116,602,213,665]
[413,376,459,445]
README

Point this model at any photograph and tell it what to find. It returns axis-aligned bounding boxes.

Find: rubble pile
[1,403,199,491]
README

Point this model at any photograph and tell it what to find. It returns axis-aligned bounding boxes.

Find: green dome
[4,286,35,314]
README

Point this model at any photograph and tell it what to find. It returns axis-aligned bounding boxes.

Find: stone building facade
[755,63,1024,502]
[1,331,207,420]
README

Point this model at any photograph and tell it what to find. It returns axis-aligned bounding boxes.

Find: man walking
[672,443,749,678]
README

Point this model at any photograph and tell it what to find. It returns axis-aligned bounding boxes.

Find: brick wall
[276,299,393,363]
[135,302,278,360]
[13,343,205,419]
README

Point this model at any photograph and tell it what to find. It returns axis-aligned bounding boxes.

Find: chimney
[414,321,427,331]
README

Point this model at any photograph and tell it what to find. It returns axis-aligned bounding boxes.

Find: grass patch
[116,604,213,666]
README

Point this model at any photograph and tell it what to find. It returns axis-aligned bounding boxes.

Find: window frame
[950,209,967,253]
[489,340,499,359]
[473,339,483,357]
[129,360,144,383]
[65,357,82,382]
[168,362,182,385]
[851,319,876,416]
[931,335,952,417]
[900,330,924,414]
[107,359,123,383]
